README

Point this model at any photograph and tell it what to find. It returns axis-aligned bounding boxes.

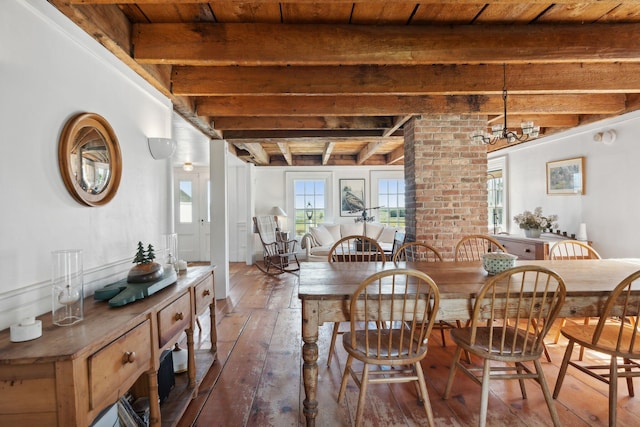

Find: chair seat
[343,329,427,362]
[450,326,544,361]
[561,322,640,359]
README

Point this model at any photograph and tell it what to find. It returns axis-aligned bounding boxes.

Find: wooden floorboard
[176,262,640,426]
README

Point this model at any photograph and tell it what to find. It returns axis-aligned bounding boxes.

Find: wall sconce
[148,137,176,159]
[183,162,194,172]
[593,130,616,145]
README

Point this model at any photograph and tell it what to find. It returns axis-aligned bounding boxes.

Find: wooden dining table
[297,258,640,426]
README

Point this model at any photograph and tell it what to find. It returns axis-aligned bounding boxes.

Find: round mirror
[58,113,122,206]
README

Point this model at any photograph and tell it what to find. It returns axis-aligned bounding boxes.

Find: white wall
[0,0,175,329]
[490,110,640,258]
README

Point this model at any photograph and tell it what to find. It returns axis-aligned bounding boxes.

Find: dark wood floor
[177,262,640,427]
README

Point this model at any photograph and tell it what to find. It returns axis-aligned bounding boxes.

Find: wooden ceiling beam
[173,64,640,96]
[322,142,335,166]
[276,143,293,165]
[222,130,396,139]
[197,94,626,117]
[133,23,640,66]
[383,115,413,137]
[213,116,394,130]
[233,142,270,165]
[74,0,588,4]
[386,145,405,165]
[357,141,387,165]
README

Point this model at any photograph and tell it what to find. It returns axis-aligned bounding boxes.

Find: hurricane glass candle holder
[51,249,84,326]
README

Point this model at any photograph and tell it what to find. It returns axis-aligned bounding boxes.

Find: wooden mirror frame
[58,112,122,206]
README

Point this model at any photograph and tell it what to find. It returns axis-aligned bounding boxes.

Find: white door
[175,169,211,262]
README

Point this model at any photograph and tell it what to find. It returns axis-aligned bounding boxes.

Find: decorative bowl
[482,252,518,275]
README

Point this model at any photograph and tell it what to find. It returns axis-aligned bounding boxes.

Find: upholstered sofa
[301,222,403,261]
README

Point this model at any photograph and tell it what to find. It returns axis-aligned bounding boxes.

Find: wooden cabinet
[494,235,548,260]
[0,266,216,427]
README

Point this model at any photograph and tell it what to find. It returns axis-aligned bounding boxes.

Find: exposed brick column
[404,114,488,261]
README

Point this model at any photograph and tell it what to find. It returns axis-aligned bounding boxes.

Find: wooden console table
[0,265,217,427]
[494,233,593,260]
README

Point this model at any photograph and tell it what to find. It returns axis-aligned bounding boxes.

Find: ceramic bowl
[482,252,518,275]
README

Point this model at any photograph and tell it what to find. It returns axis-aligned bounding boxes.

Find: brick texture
[404,114,488,261]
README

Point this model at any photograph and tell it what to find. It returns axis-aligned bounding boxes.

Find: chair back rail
[549,240,601,260]
[328,235,385,263]
[394,242,443,263]
[455,234,506,262]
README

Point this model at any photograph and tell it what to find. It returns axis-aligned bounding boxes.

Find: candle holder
[51,249,84,326]
[162,233,178,273]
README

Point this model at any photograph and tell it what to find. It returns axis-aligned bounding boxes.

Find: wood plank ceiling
[50,1,640,166]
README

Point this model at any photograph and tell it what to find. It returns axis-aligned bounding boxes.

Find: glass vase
[524,228,542,238]
[162,233,178,272]
[51,249,84,326]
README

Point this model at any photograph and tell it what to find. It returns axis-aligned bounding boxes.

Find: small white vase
[524,228,542,238]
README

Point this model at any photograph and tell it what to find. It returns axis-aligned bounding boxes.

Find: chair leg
[478,358,491,427]
[455,320,471,363]
[553,339,575,399]
[624,358,635,397]
[354,364,370,427]
[610,356,619,427]
[553,318,567,343]
[327,322,340,367]
[533,358,562,427]
[415,362,435,427]
[516,362,528,399]
[443,346,463,399]
[578,317,589,361]
[439,321,447,347]
[337,355,353,402]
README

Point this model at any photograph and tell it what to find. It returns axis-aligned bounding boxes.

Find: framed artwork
[339,179,366,216]
[546,157,585,195]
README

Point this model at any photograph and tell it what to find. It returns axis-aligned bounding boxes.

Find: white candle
[58,288,80,305]
[577,223,588,241]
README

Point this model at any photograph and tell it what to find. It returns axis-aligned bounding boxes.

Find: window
[370,170,405,227]
[294,180,326,236]
[377,178,405,227]
[487,156,507,233]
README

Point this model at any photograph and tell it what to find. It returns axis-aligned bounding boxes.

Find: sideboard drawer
[194,273,214,315]
[88,320,152,411]
[157,292,192,348]
[500,240,538,260]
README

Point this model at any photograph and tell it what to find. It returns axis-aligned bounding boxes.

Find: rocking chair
[253,216,300,275]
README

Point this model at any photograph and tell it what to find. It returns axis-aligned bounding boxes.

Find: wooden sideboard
[0,265,217,427]
[494,234,593,260]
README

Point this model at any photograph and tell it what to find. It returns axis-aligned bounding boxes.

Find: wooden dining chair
[549,239,601,360]
[454,234,506,262]
[443,265,566,427]
[393,242,457,348]
[393,241,443,263]
[326,235,385,367]
[338,268,440,427]
[553,269,640,427]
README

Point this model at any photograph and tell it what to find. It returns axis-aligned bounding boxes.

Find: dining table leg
[302,300,320,426]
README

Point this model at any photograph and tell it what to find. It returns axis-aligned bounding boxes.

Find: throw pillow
[310,226,335,246]
[340,222,364,237]
[378,226,399,244]
[364,223,384,240]
[322,224,342,242]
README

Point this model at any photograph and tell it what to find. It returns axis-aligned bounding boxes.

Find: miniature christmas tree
[146,244,156,263]
[128,241,163,283]
[133,241,147,265]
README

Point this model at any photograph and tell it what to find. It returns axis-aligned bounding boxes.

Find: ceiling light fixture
[470,64,540,145]
[183,162,194,172]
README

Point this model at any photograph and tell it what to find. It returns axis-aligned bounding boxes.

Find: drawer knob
[525,249,531,253]
[122,351,136,364]
[175,312,184,321]
[202,289,211,297]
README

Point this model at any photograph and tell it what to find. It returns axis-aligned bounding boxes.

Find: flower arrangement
[513,207,558,230]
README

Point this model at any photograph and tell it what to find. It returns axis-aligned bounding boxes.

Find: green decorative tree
[133,241,147,265]
[146,244,156,263]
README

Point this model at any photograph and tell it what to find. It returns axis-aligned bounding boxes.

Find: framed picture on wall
[546,157,585,195]
[339,179,366,216]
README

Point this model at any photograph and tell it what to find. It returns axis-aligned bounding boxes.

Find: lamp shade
[269,206,287,217]
[148,137,176,159]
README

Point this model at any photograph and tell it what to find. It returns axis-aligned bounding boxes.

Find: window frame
[370,170,405,227]
[487,156,508,234]
[286,171,333,237]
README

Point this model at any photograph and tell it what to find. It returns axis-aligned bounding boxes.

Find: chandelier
[470,65,540,145]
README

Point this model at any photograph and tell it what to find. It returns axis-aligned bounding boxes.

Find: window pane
[179,181,193,223]
[294,179,326,236]
[376,178,405,227]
